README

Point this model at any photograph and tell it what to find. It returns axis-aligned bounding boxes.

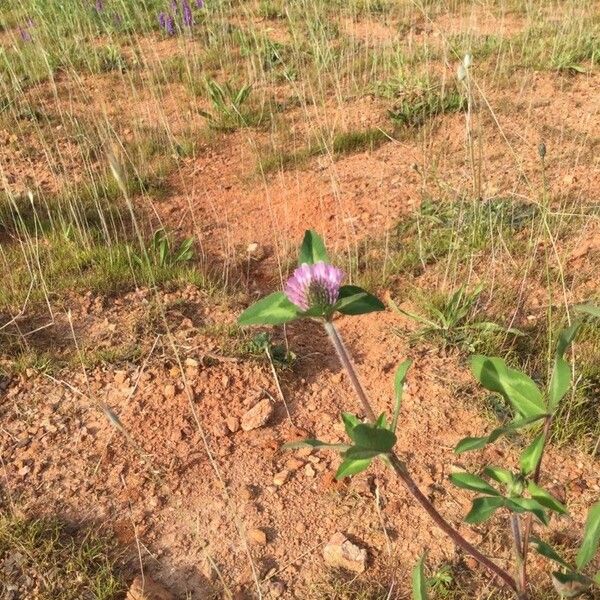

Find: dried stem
[323,320,519,594]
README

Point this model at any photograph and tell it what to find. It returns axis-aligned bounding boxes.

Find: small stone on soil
[226,417,240,433]
[323,532,367,573]
[273,470,289,486]
[126,575,175,600]
[241,399,273,431]
[248,528,268,546]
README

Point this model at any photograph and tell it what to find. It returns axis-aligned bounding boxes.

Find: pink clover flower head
[284,262,344,312]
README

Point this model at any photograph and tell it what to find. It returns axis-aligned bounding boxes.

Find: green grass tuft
[0,512,124,600]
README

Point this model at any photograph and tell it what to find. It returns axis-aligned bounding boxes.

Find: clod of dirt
[226,416,240,433]
[322,532,367,573]
[126,575,175,600]
[248,528,268,546]
[267,579,286,597]
[241,399,273,431]
[273,470,289,486]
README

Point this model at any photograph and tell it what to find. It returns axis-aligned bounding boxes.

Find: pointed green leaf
[454,414,545,454]
[574,304,600,318]
[506,498,549,525]
[298,230,328,265]
[551,571,592,598]
[555,322,581,357]
[470,355,545,419]
[351,424,396,453]
[576,501,600,570]
[335,456,372,479]
[530,536,571,569]
[549,322,581,411]
[392,359,412,432]
[238,292,300,326]
[341,413,361,440]
[283,439,350,451]
[592,571,600,586]
[520,433,545,475]
[484,466,514,485]
[449,472,501,496]
[412,553,429,600]
[549,357,572,412]
[375,413,388,429]
[465,496,505,524]
[528,482,568,515]
[335,285,385,315]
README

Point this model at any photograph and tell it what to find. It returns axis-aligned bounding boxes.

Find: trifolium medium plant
[239,230,600,600]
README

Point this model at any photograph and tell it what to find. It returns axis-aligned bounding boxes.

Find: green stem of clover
[323,319,519,595]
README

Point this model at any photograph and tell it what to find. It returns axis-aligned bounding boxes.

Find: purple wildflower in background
[113,12,122,26]
[94,0,104,12]
[20,28,32,42]
[182,0,193,26]
[195,0,204,7]
[171,0,179,11]
[164,14,176,35]
[285,262,344,311]
[158,12,167,28]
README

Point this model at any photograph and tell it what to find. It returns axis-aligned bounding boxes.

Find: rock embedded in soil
[248,527,268,546]
[268,579,286,597]
[273,470,289,486]
[241,399,273,431]
[126,575,175,600]
[226,416,240,433]
[322,532,367,573]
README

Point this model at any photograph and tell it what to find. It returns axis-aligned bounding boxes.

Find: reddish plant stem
[323,320,519,595]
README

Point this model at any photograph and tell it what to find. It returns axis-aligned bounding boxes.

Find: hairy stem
[323,320,518,594]
[510,513,525,593]
[519,415,553,594]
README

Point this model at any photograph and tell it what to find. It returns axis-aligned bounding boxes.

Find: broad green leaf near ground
[470,355,546,419]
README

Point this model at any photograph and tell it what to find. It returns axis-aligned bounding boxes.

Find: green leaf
[392,359,413,432]
[412,554,429,600]
[551,571,591,598]
[576,501,600,570]
[298,230,328,265]
[555,323,581,357]
[528,482,568,515]
[593,571,600,586]
[574,304,600,318]
[375,413,388,429]
[344,446,383,460]
[335,456,372,479]
[470,356,546,419]
[530,536,571,569]
[283,439,350,451]
[454,414,545,453]
[465,497,505,524]
[351,424,396,453]
[449,472,501,496]
[506,498,549,525]
[549,322,581,411]
[335,285,385,315]
[549,357,572,412]
[341,413,361,440]
[520,433,545,475]
[238,292,300,326]
[484,466,514,485]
